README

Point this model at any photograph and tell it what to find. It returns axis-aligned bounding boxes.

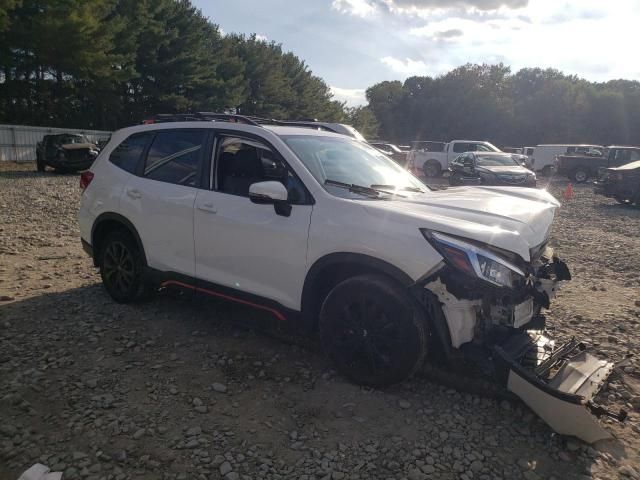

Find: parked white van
[531,144,603,175]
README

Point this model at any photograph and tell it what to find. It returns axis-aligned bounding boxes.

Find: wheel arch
[300,252,414,331]
[91,213,147,267]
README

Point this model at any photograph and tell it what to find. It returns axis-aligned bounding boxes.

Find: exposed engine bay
[414,242,627,443]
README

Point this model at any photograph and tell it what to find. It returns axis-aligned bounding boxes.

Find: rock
[225,473,239,480]
[0,295,15,301]
[399,400,411,409]
[184,439,199,449]
[0,424,17,437]
[470,460,483,473]
[619,465,639,478]
[408,468,427,480]
[133,428,146,439]
[212,383,227,393]
[194,405,207,413]
[72,451,87,460]
[186,426,202,436]
[421,464,436,474]
[84,378,98,389]
[192,397,203,406]
[219,461,232,476]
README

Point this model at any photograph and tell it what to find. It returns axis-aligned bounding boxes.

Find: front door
[194,134,313,311]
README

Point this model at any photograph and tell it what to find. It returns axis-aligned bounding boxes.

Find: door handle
[126,189,142,199]
[197,202,217,214]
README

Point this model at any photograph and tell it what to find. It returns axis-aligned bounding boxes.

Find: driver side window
[213,136,308,204]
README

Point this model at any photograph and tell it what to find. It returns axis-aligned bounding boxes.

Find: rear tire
[319,274,428,387]
[423,161,442,178]
[98,230,149,303]
[571,168,589,183]
[36,153,45,172]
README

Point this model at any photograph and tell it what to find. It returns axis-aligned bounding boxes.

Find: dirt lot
[1,162,639,480]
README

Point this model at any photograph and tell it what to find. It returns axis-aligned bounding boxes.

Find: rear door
[118,128,208,277]
[193,134,313,311]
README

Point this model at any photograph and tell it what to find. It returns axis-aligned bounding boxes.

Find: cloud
[382,0,528,11]
[380,56,430,75]
[434,28,463,39]
[331,0,377,17]
[255,34,268,42]
[331,0,527,17]
[331,86,368,106]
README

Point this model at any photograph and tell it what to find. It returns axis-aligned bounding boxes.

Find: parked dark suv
[36,134,100,172]
[449,152,536,187]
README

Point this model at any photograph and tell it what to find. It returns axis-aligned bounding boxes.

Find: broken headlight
[421,230,525,288]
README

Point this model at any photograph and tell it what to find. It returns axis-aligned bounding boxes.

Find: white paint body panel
[193,190,312,309]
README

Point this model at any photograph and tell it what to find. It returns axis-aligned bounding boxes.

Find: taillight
[80,171,94,192]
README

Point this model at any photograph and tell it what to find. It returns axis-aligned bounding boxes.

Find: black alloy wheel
[319,274,428,387]
[99,231,147,303]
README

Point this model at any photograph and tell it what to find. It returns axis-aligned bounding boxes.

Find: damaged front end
[415,231,625,443]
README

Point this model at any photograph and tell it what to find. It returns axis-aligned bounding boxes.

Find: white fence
[0,124,112,162]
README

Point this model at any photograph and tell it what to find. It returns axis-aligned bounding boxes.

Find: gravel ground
[1,162,639,480]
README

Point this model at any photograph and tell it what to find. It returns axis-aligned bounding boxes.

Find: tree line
[365,64,640,147]
[1,1,639,147]
[0,0,345,130]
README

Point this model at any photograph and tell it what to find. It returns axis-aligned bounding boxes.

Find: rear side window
[109,133,151,173]
[452,143,471,153]
[143,130,206,186]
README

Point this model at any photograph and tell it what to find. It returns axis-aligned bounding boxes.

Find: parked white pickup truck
[407,140,502,177]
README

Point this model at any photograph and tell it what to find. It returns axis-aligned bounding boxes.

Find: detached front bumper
[494,334,625,443]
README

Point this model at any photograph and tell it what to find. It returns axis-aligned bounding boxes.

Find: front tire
[319,274,428,387]
[571,168,589,183]
[99,230,148,303]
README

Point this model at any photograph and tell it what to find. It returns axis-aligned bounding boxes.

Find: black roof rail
[142,112,262,126]
[141,112,339,133]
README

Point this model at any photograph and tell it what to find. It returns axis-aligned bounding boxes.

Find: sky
[194,0,640,106]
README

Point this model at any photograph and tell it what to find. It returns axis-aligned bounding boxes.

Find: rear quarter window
[109,133,152,173]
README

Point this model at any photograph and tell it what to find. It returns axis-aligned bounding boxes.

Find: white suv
[79,118,577,394]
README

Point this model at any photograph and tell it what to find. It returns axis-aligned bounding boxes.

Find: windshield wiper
[370,184,425,193]
[324,179,406,198]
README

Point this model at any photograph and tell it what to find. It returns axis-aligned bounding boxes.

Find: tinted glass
[216,136,307,203]
[144,130,205,186]
[453,143,470,153]
[475,154,519,167]
[110,133,151,174]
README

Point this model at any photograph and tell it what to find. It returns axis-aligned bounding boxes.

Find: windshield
[476,154,520,167]
[283,135,427,197]
[480,142,501,152]
[58,134,90,144]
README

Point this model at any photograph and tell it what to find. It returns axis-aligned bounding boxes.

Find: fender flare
[91,212,147,265]
[300,252,414,328]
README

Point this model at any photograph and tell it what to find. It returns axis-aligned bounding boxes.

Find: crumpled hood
[365,186,560,260]
[61,143,98,151]
[477,165,530,175]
